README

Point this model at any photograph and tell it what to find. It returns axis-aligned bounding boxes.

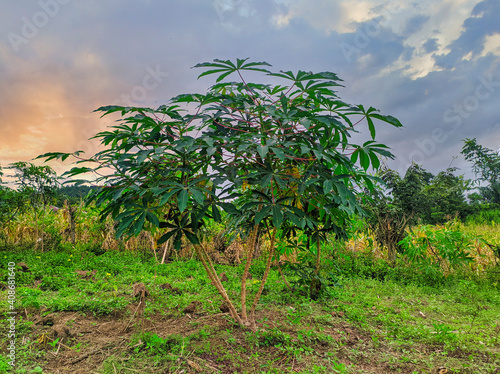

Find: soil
[18,305,472,374]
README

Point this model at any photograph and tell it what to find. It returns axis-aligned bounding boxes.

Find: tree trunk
[249,228,277,329]
[388,241,396,266]
[65,200,77,245]
[241,225,259,321]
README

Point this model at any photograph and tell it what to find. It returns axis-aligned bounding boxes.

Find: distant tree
[364,179,411,265]
[380,163,472,224]
[382,163,432,221]
[0,164,29,242]
[8,162,60,250]
[461,138,500,205]
[56,184,97,205]
[424,168,473,222]
[9,162,60,209]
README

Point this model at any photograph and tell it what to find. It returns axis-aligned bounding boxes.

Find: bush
[465,208,500,225]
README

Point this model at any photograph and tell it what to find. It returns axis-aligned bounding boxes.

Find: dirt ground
[17,304,471,374]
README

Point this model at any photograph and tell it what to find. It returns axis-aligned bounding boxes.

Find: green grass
[1,246,499,373]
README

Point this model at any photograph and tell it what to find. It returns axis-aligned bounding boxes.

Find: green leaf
[134,213,146,236]
[159,189,178,206]
[370,113,403,128]
[272,205,283,228]
[146,211,160,227]
[368,152,381,169]
[351,150,359,164]
[366,116,376,140]
[359,151,369,171]
[271,147,285,161]
[158,230,177,245]
[178,189,188,213]
[256,145,269,159]
[212,204,222,222]
[255,205,272,224]
[259,173,273,187]
[190,188,205,205]
[323,180,333,194]
[184,230,200,244]
[285,211,304,229]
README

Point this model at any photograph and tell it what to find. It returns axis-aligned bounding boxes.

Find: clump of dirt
[75,269,97,279]
[18,262,30,272]
[132,282,149,299]
[51,324,73,343]
[183,300,202,314]
[159,282,182,295]
[219,302,230,313]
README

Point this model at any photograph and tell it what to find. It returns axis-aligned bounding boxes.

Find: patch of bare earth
[21,304,493,374]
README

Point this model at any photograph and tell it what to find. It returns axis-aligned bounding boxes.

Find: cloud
[435,0,500,67]
[403,14,430,37]
[423,37,439,53]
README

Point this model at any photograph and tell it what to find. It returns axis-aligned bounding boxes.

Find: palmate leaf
[194,58,271,82]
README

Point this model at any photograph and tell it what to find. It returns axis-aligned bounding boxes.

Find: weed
[132,331,184,356]
[432,323,458,343]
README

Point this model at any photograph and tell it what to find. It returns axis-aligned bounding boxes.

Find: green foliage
[432,323,458,343]
[363,180,410,264]
[380,163,473,224]
[2,245,500,373]
[0,163,29,232]
[399,224,478,276]
[0,187,28,228]
[8,161,60,208]
[465,208,500,225]
[55,184,97,205]
[462,138,500,205]
[283,255,341,300]
[0,355,12,372]
[246,327,293,348]
[134,332,184,356]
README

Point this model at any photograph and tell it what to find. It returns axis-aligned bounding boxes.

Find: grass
[1,244,500,373]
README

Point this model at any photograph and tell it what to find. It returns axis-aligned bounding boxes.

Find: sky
[1,0,499,181]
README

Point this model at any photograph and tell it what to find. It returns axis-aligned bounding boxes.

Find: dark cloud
[423,37,439,53]
[338,22,410,78]
[435,0,500,68]
[403,14,430,36]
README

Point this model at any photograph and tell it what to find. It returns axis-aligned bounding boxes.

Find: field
[1,218,500,373]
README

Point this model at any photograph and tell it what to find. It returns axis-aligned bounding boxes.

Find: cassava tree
[40,58,402,328]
